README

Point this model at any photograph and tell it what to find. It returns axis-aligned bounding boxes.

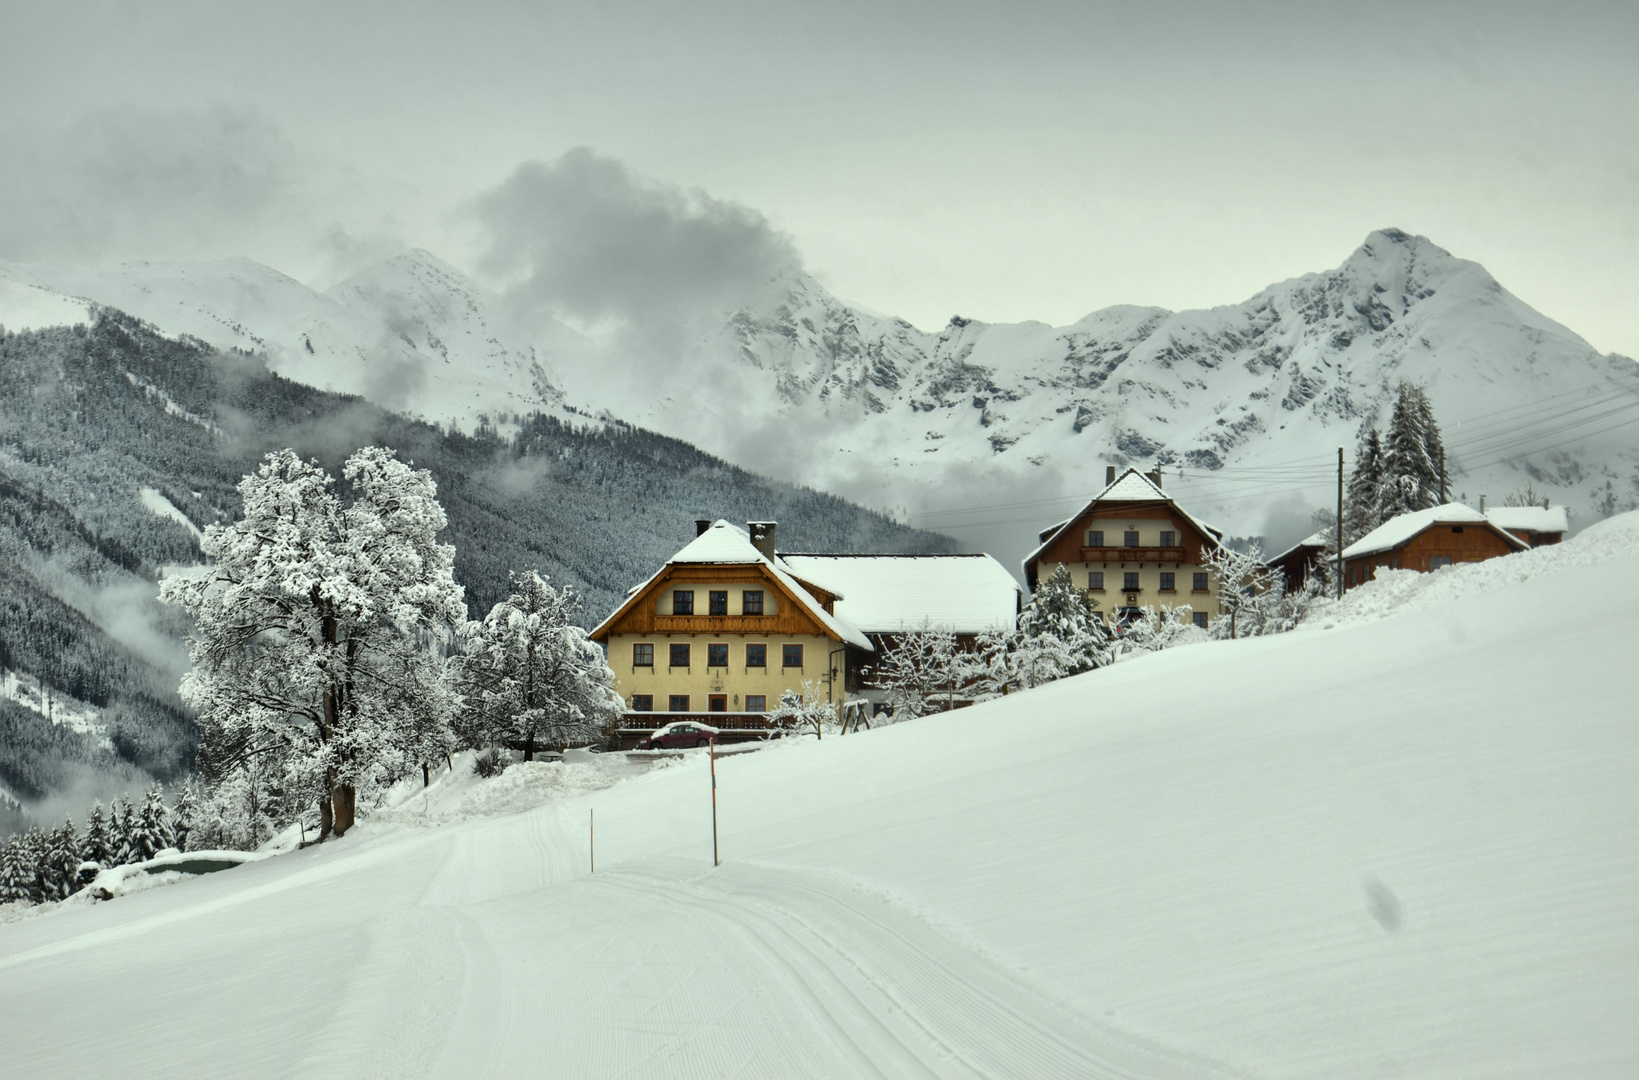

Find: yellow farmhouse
[589,520,874,746]
[1023,467,1224,627]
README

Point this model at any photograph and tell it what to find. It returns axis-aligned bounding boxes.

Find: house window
[1159,572,1175,591]
[1193,572,1208,592]
[707,643,729,667]
[668,694,690,712]
[1087,529,1104,547]
[1192,611,1208,629]
[746,643,767,667]
[709,590,728,615]
[743,590,764,615]
[746,694,767,712]
[669,643,690,668]
[1160,530,1177,548]
[632,643,654,667]
[1123,572,1140,591]
[1451,526,1464,533]
[1088,571,1104,591]
[672,590,694,615]
[782,643,804,668]
[1430,556,1453,570]
[708,694,727,712]
[630,694,653,712]
[1123,531,1140,547]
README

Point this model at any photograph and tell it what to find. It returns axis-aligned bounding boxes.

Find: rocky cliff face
[6,229,1636,563]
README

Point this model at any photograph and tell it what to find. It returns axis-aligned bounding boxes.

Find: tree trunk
[317,793,333,842]
[524,732,535,762]
[422,762,430,787]
[332,784,356,837]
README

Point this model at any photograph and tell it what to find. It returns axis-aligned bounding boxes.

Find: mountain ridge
[4,229,1636,564]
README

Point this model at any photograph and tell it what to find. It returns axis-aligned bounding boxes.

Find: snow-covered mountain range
[5,229,1637,564]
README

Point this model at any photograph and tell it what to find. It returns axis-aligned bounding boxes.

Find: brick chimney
[695,519,712,537]
[747,521,778,560]
[1106,465,1116,485]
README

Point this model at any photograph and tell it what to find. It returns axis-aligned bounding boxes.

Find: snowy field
[3,518,1637,1078]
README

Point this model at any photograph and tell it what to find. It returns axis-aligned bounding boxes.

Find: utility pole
[1336,447,1345,599]
[1439,446,1447,504]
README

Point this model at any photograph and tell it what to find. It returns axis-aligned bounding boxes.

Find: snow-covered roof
[1266,531,1331,566]
[1485,506,1569,535]
[779,554,1023,635]
[1342,504,1529,561]
[1021,468,1225,574]
[593,521,872,651]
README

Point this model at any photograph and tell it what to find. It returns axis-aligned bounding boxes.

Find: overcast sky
[2,1,1636,354]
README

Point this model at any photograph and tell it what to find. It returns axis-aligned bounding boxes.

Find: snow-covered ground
[2,517,1636,1078]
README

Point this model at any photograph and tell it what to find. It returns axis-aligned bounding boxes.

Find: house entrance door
[708,695,728,712]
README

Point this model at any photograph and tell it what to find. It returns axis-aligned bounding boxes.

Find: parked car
[636,721,721,750]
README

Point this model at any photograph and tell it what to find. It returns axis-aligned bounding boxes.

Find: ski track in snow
[0,798,1231,1080]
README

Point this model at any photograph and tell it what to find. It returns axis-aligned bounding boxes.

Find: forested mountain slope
[0,312,952,827]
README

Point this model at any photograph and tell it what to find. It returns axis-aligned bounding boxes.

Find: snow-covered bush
[472,748,511,778]
[769,682,837,740]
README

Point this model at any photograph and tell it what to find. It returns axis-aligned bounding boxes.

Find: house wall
[1344,523,1519,587]
[606,631,841,713]
[1031,501,1219,624]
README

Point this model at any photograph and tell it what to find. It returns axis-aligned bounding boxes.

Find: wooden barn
[1485,505,1569,547]
[1266,531,1332,594]
[1341,504,1528,589]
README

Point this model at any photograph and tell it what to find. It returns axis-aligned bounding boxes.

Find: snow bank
[371,753,658,826]
[1308,508,1639,631]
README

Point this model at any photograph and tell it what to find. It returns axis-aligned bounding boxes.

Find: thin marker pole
[589,808,595,874]
[710,738,720,867]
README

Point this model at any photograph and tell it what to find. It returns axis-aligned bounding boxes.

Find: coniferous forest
[0,309,955,830]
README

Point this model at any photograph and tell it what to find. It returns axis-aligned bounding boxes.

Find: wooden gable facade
[1024,469,1224,626]
[1342,514,1525,590]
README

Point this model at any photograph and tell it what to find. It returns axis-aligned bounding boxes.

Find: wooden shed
[1341,504,1528,590]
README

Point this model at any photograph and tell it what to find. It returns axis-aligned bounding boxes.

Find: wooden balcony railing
[1079,546,1187,562]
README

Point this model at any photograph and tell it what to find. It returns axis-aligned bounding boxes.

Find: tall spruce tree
[81,801,112,866]
[1344,427,1385,541]
[0,834,28,904]
[1379,383,1447,518]
[170,783,196,852]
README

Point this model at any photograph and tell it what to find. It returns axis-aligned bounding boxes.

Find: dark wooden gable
[1028,497,1218,588]
[592,561,836,641]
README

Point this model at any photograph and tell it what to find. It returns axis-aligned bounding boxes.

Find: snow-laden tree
[160,447,468,841]
[1117,605,1206,655]
[170,784,196,853]
[135,785,175,859]
[769,681,836,740]
[1378,383,1448,519]
[0,834,27,904]
[1204,543,1280,640]
[873,621,976,720]
[111,796,137,866]
[81,801,112,866]
[455,571,621,759]
[1017,565,1111,674]
[1344,427,1385,542]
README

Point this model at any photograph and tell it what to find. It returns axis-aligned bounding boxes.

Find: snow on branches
[159,447,467,840]
[454,571,623,758]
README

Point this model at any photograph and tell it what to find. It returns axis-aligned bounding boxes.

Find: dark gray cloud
[472,148,800,326]
[0,106,293,263]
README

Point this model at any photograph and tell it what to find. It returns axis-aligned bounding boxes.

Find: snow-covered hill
[7,231,1637,564]
[4,513,1635,1077]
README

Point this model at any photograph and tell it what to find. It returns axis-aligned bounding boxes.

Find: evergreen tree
[1015,565,1111,677]
[0,834,28,904]
[20,828,50,903]
[137,785,173,858]
[81,801,112,866]
[112,795,137,866]
[1379,383,1447,518]
[48,820,81,899]
[170,783,196,852]
[1344,427,1385,541]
